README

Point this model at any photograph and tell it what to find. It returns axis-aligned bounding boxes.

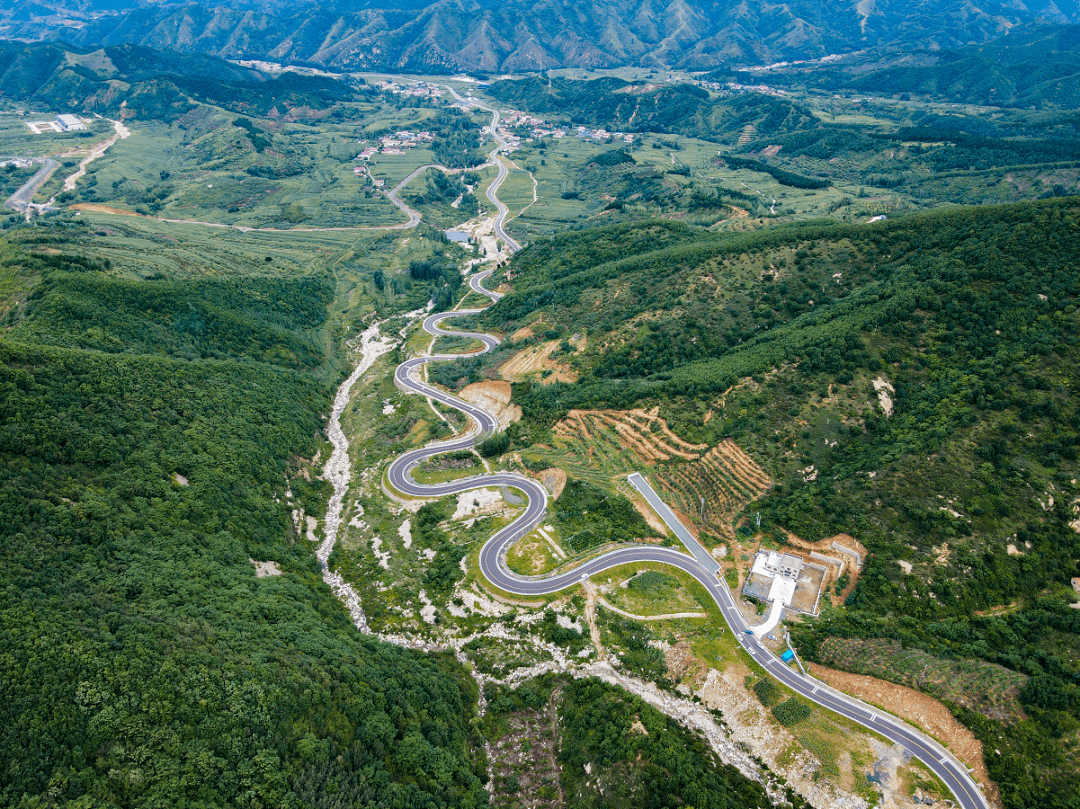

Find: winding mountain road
[443,86,521,251]
[479,107,522,252]
[386,270,990,809]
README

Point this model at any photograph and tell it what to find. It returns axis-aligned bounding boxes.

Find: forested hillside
[482,199,1080,807]
[488,77,818,144]
[558,677,785,808]
[0,42,361,121]
[738,24,1080,109]
[0,223,488,807]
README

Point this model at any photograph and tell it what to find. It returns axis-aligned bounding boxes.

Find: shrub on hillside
[754,678,781,708]
[478,431,511,457]
[772,697,812,726]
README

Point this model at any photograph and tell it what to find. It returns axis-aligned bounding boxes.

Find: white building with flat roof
[751,550,803,581]
[744,548,827,620]
[748,550,804,611]
[56,114,86,131]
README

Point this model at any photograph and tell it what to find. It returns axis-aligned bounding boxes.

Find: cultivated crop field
[527,407,770,542]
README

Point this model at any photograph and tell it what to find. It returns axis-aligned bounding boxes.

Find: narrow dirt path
[50,119,131,204]
[581,581,607,660]
[596,596,706,621]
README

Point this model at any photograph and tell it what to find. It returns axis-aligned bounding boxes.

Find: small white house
[751,550,803,581]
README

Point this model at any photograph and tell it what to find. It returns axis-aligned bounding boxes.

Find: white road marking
[384,185,988,809]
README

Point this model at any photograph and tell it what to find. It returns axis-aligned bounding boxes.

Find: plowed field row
[546,409,771,539]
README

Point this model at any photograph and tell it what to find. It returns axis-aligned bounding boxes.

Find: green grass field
[0,99,494,229]
[495,164,535,212]
[505,529,564,575]
[83,115,407,227]
[598,563,714,618]
[0,109,112,155]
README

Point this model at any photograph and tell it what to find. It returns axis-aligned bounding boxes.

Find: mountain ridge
[0,41,359,120]
[4,0,1080,73]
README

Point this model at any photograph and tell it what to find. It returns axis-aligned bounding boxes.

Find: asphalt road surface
[481,108,522,252]
[383,196,989,809]
[3,157,60,214]
[442,85,522,251]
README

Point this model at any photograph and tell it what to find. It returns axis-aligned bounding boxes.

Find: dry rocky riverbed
[308,294,950,809]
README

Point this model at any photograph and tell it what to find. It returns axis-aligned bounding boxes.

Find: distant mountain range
[3,0,1080,73]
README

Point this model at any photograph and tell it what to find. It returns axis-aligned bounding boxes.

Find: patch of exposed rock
[538,467,567,499]
[699,667,868,809]
[873,377,895,418]
[459,380,522,429]
[250,559,282,577]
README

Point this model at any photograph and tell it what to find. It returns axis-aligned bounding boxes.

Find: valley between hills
[0,36,1078,809]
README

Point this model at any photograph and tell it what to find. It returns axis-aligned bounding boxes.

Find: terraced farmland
[653,441,771,539]
[532,407,770,540]
[553,408,706,462]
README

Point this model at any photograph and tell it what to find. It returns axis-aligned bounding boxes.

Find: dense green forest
[0,42,364,121]
[558,677,784,808]
[482,675,788,809]
[483,198,1080,807]
[426,111,487,169]
[744,115,1080,193]
[487,76,818,143]
[718,154,830,189]
[0,224,488,808]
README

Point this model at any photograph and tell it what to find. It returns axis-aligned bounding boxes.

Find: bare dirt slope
[458,379,522,429]
[500,339,577,383]
[809,663,1003,809]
